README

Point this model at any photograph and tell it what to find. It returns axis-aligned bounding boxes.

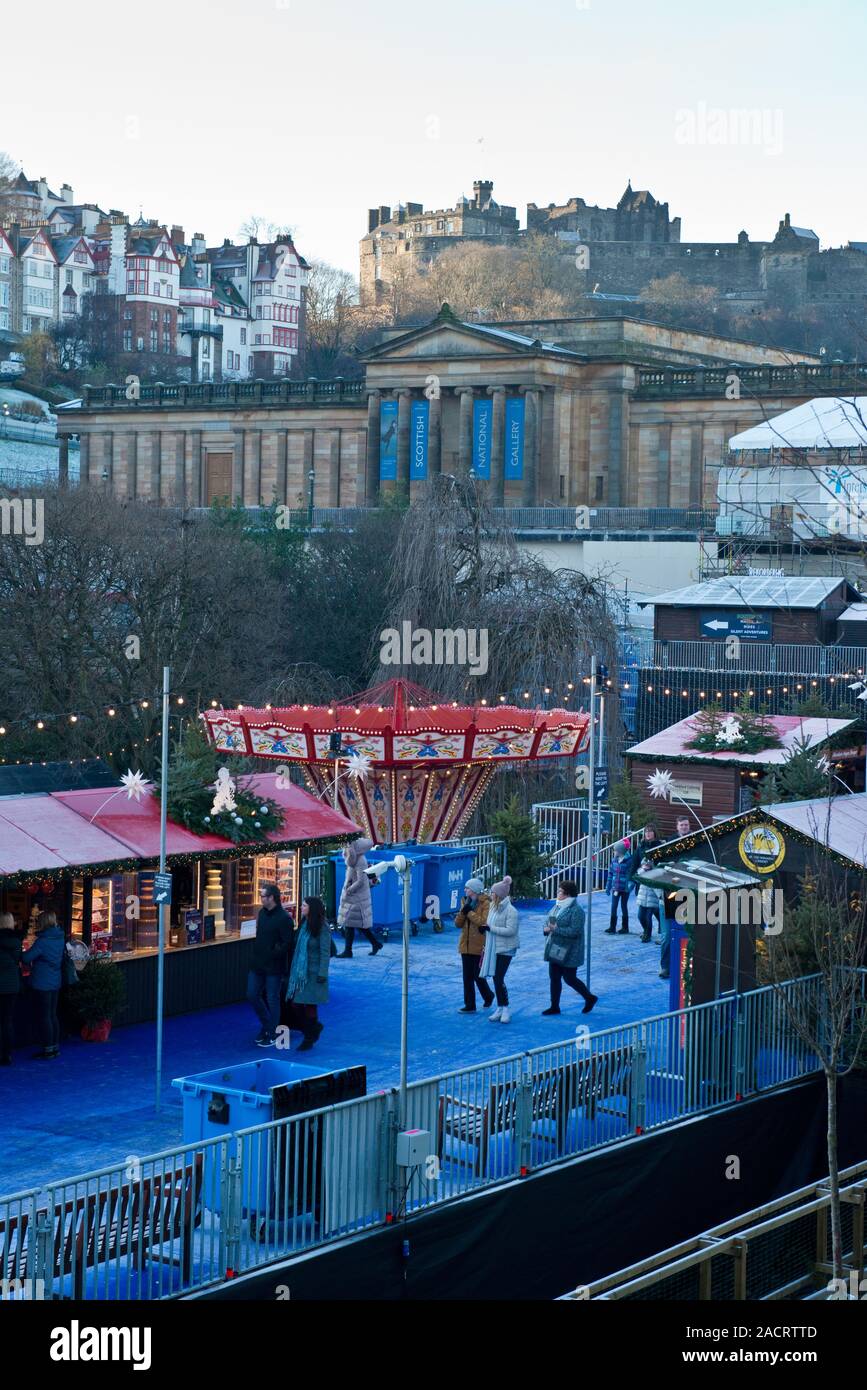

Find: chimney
[61,183,74,203]
[784,213,791,228]
[406,202,423,217]
[171,224,185,245]
[191,232,206,254]
[368,209,380,232]
[37,177,48,201]
[380,205,391,227]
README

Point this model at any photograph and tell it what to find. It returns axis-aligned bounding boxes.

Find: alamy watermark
[675,102,784,157]
[673,885,783,935]
[380,622,488,676]
[0,497,44,546]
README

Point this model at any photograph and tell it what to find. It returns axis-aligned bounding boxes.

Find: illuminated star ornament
[120,769,151,802]
[346,751,372,782]
[647,768,674,800]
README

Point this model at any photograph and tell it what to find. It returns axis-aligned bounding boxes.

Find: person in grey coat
[542,879,598,1017]
[22,910,66,1059]
[286,896,331,1049]
[336,836,383,957]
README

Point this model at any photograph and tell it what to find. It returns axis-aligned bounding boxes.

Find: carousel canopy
[201,679,590,845]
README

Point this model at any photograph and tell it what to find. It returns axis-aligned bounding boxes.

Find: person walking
[636,860,665,943]
[542,879,597,1016]
[0,911,22,1065]
[335,837,383,957]
[22,910,65,1060]
[285,895,330,1050]
[604,844,632,934]
[454,877,495,1013]
[248,882,294,1047]
[479,875,520,1024]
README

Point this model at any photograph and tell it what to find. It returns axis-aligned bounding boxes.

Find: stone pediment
[372,324,524,360]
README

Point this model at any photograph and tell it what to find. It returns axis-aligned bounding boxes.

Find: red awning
[0,774,358,880]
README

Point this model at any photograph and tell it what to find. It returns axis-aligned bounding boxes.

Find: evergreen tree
[154,721,284,842]
[759,733,833,804]
[487,796,550,897]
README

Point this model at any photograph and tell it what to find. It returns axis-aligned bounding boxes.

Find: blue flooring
[0,895,670,1194]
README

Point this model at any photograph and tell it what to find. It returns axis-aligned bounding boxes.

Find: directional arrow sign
[153,872,173,906]
[703,618,729,632]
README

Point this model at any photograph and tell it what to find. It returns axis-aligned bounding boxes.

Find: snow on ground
[0,893,670,1193]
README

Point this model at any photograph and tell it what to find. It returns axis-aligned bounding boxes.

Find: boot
[488,1006,502,1022]
[499,1007,511,1024]
[336,928,354,959]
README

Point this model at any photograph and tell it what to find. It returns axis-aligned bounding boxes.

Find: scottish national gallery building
[57,306,849,512]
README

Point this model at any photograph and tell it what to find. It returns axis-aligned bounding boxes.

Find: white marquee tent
[729,397,867,452]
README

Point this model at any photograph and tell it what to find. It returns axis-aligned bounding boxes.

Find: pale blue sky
[2,0,865,274]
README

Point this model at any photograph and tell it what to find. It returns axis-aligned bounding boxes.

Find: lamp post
[366,854,411,1128]
[1,403,9,437]
[155,665,170,1113]
[582,655,598,993]
[307,467,315,528]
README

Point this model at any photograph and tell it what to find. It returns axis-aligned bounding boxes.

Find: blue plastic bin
[173,1058,360,1214]
[416,844,477,923]
[332,847,429,933]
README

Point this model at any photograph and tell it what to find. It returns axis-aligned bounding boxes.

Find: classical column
[103,431,115,490]
[303,429,315,510]
[328,430,341,507]
[428,389,442,480]
[127,432,138,500]
[79,433,90,485]
[488,386,506,505]
[520,387,541,506]
[274,428,288,506]
[365,389,381,505]
[232,428,245,504]
[187,430,201,507]
[248,428,262,507]
[175,433,185,505]
[457,387,474,477]
[58,435,69,488]
[153,431,163,502]
[396,389,412,493]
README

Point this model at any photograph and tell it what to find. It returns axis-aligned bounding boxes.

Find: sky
[1,0,865,277]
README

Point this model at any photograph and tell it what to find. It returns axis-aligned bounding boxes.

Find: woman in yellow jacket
[454,877,495,1013]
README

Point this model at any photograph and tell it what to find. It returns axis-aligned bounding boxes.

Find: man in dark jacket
[247,883,294,1047]
[0,912,22,1065]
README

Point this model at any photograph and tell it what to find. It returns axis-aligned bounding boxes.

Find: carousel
[201,679,590,844]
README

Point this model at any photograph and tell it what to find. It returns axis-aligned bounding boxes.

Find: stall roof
[728,397,867,451]
[0,775,359,880]
[759,793,867,867]
[634,859,761,892]
[637,575,852,610]
[627,712,856,767]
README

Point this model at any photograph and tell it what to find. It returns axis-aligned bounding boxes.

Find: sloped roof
[627,712,856,767]
[364,304,587,362]
[761,793,867,865]
[638,575,853,609]
[729,397,867,450]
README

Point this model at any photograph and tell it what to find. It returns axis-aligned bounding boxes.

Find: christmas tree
[154,722,284,843]
[487,796,551,897]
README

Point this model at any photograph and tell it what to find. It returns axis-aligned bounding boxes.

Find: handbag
[548,940,569,963]
[61,948,79,987]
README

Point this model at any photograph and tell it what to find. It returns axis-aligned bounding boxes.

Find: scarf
[286,923,310,999]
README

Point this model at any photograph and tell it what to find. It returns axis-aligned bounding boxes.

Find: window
[66,270,74,285]
[124,307,132,320]
[202,338,209,357]
[153,282,161,296]
[255,306,261,319]
[240,328,246,344]
[23,316,31,331]
[137,336,144,351]
[247,356,253,373]
[127,277,136,293]
[0,284,7,307]
[594,476,603,500]
[163,311,171,326]
[150,330,158,351]
[163,331,172,353]
[150,309,158,324]
[254,333,261,344]
[123,330,132,351]
[0,311,9,330]
[0,256,8,273]
[165,284,172,298]
[74,249,88,264]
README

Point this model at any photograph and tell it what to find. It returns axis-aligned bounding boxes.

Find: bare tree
[301,259,360,376]
[238,214,294,242]
[760,828,867,1286]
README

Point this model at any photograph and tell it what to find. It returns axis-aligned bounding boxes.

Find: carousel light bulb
[36,720,44,729]
[177,697,184,705]
[141,701,149,708]
[211,700,218,708]
[70,715,77,723]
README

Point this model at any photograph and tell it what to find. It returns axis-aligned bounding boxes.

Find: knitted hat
[465,877,484,895]
[489,874,513,900]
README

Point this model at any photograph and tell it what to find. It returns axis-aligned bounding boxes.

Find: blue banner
[472,398,492,479]
[504,396,525,480]
[410,399,429,480]
[379,399,398,481]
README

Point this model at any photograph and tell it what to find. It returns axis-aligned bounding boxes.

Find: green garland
[686,700,783,756]
[154,723,285,844]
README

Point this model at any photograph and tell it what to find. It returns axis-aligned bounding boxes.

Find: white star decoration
[346,750,372,782]
[120,769,151,802]
[647,768,674,800]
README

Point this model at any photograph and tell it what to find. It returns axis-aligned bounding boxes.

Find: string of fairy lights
[0,669,859,768]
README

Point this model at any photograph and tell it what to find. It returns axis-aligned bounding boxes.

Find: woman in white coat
[480,875,520,1023]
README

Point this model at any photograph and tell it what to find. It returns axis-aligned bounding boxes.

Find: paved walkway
[0,894,669,1193]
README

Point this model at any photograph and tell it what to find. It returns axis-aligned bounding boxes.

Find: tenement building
[57,305,839,511]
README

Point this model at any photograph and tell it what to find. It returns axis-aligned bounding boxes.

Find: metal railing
[1,972,856,1302]
[532,802,635,898]
[559,1155,867,1301]
[647,638,867,675]
[501,506,714,531]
